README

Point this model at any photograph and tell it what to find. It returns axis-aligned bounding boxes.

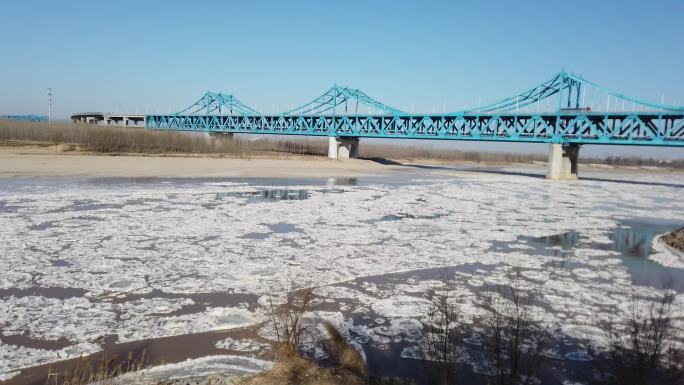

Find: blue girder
[2,115,49,122]
[145,113,684,146]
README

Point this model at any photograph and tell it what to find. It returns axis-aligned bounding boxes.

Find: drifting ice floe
[1,171,683,378]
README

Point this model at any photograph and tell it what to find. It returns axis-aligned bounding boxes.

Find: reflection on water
[327,177,357,186]
[362,212,449,224]
[611,223,665,258]
[241,232,270,240]
[267,223,303,233]
[241,223,303,240]
[216,189,309,201]
[538,230,580,249]
[50,259,71,267]
[0,334,73,351]
[533,220,682,259]
[612,227,653,257]
[0,286,87,300]
[0,201,22,213]
[528,218,684,291]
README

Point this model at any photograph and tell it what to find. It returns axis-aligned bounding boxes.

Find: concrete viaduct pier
[328,137,359,159]
[70,112,145,127]
[546,143,580,180]
[327,137,580,180]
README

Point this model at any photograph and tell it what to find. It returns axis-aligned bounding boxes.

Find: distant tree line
[592,155,684,168]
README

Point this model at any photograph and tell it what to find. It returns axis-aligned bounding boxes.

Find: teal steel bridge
[1,115,49,122]
[145,71,684,147]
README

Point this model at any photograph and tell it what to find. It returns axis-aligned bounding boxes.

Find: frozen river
[1,167,683,383]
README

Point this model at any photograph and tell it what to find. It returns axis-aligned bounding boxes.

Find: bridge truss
[1,115,49,122]
[146,72,684,147]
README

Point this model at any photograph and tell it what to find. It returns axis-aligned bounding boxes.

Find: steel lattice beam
[145,113,684,146]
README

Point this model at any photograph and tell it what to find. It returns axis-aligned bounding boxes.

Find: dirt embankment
[0,145,405,179]
[662,228,684,252]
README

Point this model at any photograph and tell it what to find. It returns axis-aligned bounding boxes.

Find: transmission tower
[47,88,52,124]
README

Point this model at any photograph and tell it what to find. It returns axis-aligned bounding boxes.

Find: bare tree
[479,267,547,385]
[423,279,463,385]
[267,283,317,356]
[599,286,683,385]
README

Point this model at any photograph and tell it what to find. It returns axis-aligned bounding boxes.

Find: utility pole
[47,88,52,124]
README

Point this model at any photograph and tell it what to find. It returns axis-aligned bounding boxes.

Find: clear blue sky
[1,0,683,158]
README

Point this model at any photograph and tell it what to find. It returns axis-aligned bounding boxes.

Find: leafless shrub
[267,284,317,356]
[597,287,683,385]
[45,350,147,385]
[422,278,463,385]
[479,267,547,385]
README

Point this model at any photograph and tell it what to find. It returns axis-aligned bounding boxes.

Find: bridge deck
[145,112,684,146]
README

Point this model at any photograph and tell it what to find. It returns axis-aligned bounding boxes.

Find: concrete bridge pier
[546,143,579,180]
[328,137,359,159]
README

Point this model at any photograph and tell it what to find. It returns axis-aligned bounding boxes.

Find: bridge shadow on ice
[362,157,684,189]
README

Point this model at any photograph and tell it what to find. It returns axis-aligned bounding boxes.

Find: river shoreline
[662,228,684,252]
[0,145,405,179]
[1,144,682,180]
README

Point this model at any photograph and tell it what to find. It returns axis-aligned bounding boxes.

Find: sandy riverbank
[1,144,682,180]
[0,145,406,179]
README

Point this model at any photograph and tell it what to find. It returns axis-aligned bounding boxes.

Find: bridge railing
[145,112,684,146]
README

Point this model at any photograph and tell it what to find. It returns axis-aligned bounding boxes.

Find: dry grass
[0,120,546,163]
[240,283,405,385]
[0,121,327,157]
[360,143,545,164]
[236,347,367,385]
[661,228,684,252]
[237,322,391,385]
[322,321,367,377]
[45,350,147,385]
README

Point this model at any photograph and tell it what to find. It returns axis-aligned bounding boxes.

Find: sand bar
[0,146,405,179]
